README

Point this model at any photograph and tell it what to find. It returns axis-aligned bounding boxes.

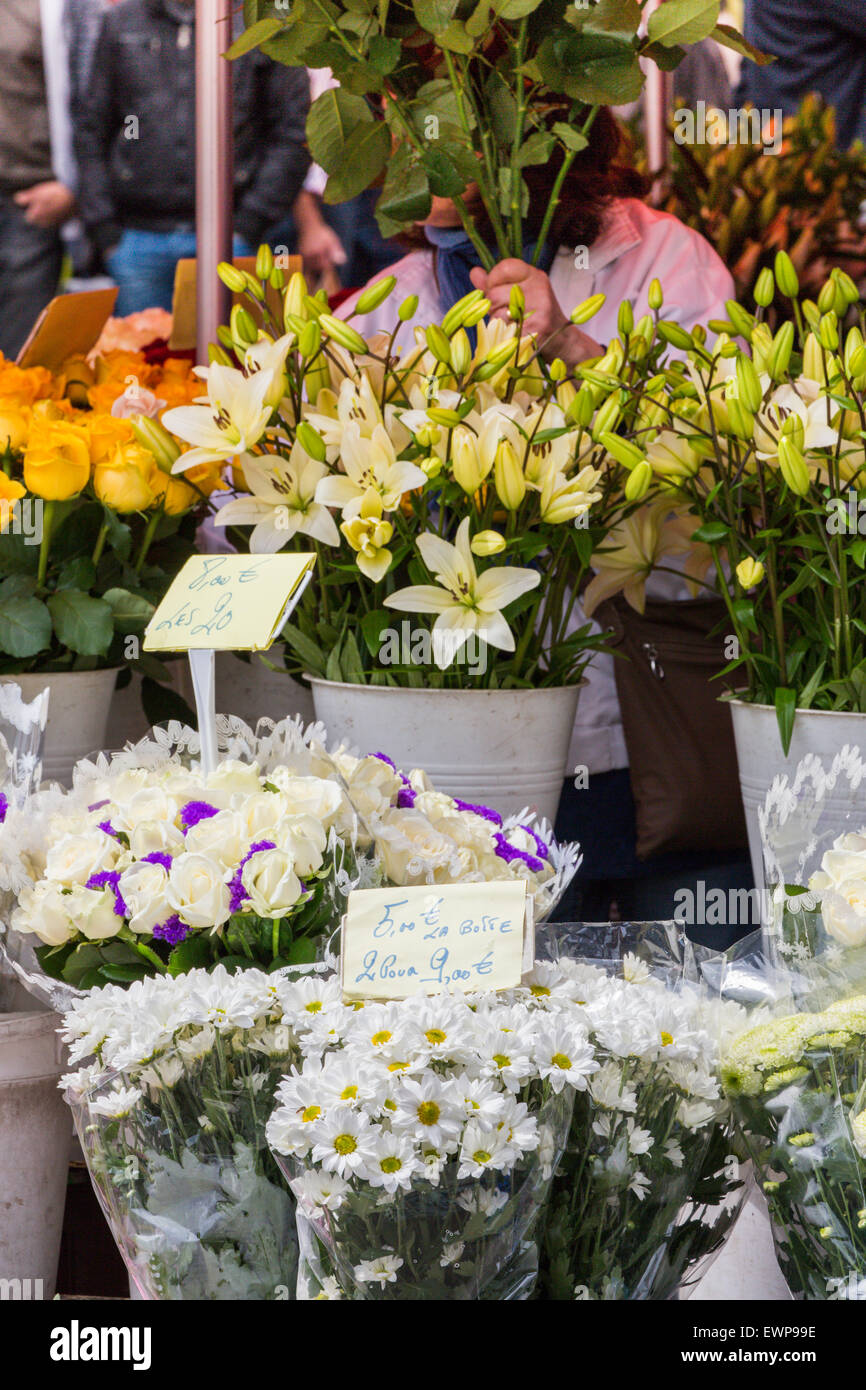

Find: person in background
[737,0,866,149]
[341,109,752,941]
[0,0,81,357]
[74,0,311,315]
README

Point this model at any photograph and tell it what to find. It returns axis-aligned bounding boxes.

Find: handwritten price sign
[341,881,532,1002]
[143,554,315,652]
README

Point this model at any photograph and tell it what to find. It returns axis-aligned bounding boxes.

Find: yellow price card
[341,880,532,1002]
[143,554,315,652]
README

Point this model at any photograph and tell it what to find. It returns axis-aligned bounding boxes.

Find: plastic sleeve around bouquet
[534,920,750,1300]
[67,1032,300,1300]
[759,744,866,974]
[279,1087,573,1301]
[720,941,866,1300]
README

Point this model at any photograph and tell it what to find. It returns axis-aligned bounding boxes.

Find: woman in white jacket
[338,111,750,941]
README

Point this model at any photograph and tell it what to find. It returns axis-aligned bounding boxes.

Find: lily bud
[600,432,645,471]
[320,314,368,354]
[817,279,837,316]
[617,299,634,336]
[725,395,755,440]
[774,250,799,298]
[283,271,309,324]
[425,323,453,364]
[624,460,652,501]
[296,421,327,462]
[735,354,763,412]
[493,438,525,510]
[441,289,485,336]
[778,436,811,496]
[566,387,596,428]
[354,275,397,316]
[657,321,694,351]
[767,321,795,381]
[802,332,826,384]
[450,328,472,376]
[725,300,755,339]
[398,294,419,322]
[208,343,233,367]
[591,392,623,441]
[833,268,860,307]
[548,357,567,382]
[485,338,519,371]
[419,455,442,479]
[754,268,775,307]
[462,299,491,328]
[570,293,606,325]
[451,430,488,494]
[217,261,246,293]
[648,279,663,311]
[470,530,507,557]
[298,320,322,359]
[255,244,274,280]
[509,283,525,320]
[750,322,773,375]
[736,557,765,589]
[131,415,180,472]
[426,406,461,428]
[818,312,839,352]
[230,305,258,346]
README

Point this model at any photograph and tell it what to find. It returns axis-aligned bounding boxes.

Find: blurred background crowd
[3,0,866,359]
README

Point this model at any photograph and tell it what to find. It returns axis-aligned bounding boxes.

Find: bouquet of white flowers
[267,976,586,1299]
[61,964,332,1299]
[0,715,579,1005]
[723,979,866,1300]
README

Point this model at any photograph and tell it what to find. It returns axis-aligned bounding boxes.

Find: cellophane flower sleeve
[532,921,751,1300]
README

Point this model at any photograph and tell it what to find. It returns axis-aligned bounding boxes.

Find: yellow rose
[0,472,26,527]
[85,415,136,466]
[0,357,54,407]
[93,443,156,512]
[23,419,91,499]
[148,459,225,515]
[0,402,30,453]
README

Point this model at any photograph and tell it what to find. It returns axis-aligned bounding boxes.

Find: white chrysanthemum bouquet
[534,951,749,1301]
[267,973,588,1299]
[0,716,578,1002]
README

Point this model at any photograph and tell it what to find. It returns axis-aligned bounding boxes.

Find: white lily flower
[214,444,339,553]
[754,378,839,459]
[383,517,540,668]
[244,333,295,408]
[314,421,426,519]
[164,362,276,472]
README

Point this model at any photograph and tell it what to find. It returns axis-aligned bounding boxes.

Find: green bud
[778,436,811,496]
[617,299,634,337]
[570,292,607,325]
[354,274,398,316]
[269,266,285,291]
[207,342,233,367]
[508,283,525,320]
[754,268,775,308]
[242,270,265,302]
[320,313,368,354]
[217,261,247,293]
[767,321,795,381]
[298,320,322,359]
[230,304,258,346]
[648,278,663,312]
[441,289,485,336]
[461,299,491,328]
[725,300,755,339]
[255,244,274,281]
[398,294,420,322]
[624,459,652,501]
[548,357,567,382]
[657,320,694,350]
[566,388,596,428]
[817,279,837,316]
[296,421,327,462]
[426,406,462,427]
[425,323,453,364]
[600,432,645,470]
[592,392,623,441]
[216,324,234,350]
[735,354,763,412]
[833,268,860,307]
[818,312,839,351]
[450,328,472,376]
[774,250,799,298]
[726,396,754,440]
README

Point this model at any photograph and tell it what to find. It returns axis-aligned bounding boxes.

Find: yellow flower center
[473,1149,491,1164]
[425,1028,447,1045]
[371,1029,392,1046]
[417,1101,440,1126]
[301,1105,321,1123]
[304,1001,323,1013]
[530,985,550,997]
[340,1085,358,1100]
[384,1099,397,1112]
[334,1133,357,1156]
[380,1156,402,1174]
[660,1031,674,1047]
[387,1060,410,1072]
[492,1053,510,1068]
[550,1052,572,1070]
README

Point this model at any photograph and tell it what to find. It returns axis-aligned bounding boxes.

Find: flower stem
[91,520,110,569]
[134,509,162,576]
[36,499,55,590]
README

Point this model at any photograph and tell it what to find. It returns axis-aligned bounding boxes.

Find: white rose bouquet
[61,964,348,1300]
[267,976,587,1299]
[723,986,866,1300]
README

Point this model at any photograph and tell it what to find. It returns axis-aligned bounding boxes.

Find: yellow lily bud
[283,271,309,324]
[493,438,525,510]
[750,322,773,375]
[566,387,596,428]
[230,305,258,346]
[425,323,453,364]
[427,406,461,428]
[570,292,606,325]
[462,299,491,328]
[296,421,327,462]
[726,395,755,440]
[802,332,826,384]
[600,432,645,470]
[778,436,811,495]
[354,275,397,316]
[833,268,860,307]
[419,455,442,479]
[817,279,837,315]
[471,529,507,557]
[509,283,525,320]
[450,328,472,376]
[774,250,798,298]
[725,300,755,339]
[130,415,180,473]
[767,321,795,381]
[754,268,775,307]
[548,357,567,382]
[591,392,623,441]
[208,343,233,367]
[255,244,274,280]
[648,279,663,311]
[217,261,247,293]
[818,312,839,352]
[735,355,763,412]
[736,557,765,589]
[298,320,321,359]
[485,338,519,371]
[624,460,652,501]
[398,294,419,322]
[556,378,577,412]
[657,321,694,351]
[441,289,485,336]
[451,430,489,494]
[617,299,634,336]
[319,314,368,354]
[304,358,330,406]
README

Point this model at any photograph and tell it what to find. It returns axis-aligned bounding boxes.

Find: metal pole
[195,0,233,365]
[643,0,674,204]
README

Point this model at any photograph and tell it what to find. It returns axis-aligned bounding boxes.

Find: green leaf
[57,556,96,591]
[368,34,402,73]
[375,153,431,229]
[325,645,344,683]
[551,122,589,153]
[690,521,729,544]
[102,587,156,630]
[0,595,52,658]
[167,934,212,977]
[774,685,797,756]
[0,574,36,599]
[646,0,719,48]
[102,508,133,563]
[46,590,114,657]
[287,936,318,964]
[341,629,366,683]
[518,130,556,166]
[711,21,775,65]
[225,15,282,59]
[360,608,393,659]
[307,88,372,172]
[732,598,758,635]
[283,623,327,676]
[323,121,392,203]
[437,19,475,52]
[412,0,459,31]
[424,148,467,198]
[498,167,529,219]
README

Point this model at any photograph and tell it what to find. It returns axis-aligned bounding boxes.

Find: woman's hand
[469,259,601,368]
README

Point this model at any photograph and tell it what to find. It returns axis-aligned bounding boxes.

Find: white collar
[553,199,643,273]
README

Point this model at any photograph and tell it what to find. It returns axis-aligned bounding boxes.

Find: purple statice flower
[454,798,503,827]
[98,820,120,838]
[85,870,128,918]
[372,752,396,769]
[492,832,544,875]
[180,800,220,831]
[396,772,416,809]
[141,851,173,872]
[228,839,277,913]
[87,799,110,813]
[519,824,550,862]
[152,915,190,946]
[0,792,7,824]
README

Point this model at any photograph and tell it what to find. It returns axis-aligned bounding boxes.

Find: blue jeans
[105,228,254,316]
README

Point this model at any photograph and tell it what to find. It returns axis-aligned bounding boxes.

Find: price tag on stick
[341,881,534,1002]
[143,553,316,775]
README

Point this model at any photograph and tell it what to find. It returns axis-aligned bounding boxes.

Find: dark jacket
[74,0,310,253]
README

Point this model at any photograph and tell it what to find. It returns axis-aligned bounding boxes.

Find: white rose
[69,884,122,941]
[10,881,76,946]
[414,790,458,823]
[103,768,150,804]
[113,787,180,835]
[374,808,458,884]
[184,809,251,868]
[821,880,866,948]
[45,829,119,885]
[167,853,231,929]
[241,847,302,918]
[267,771,346,827]
[232,790,290,839]
[206,760,263,796]
[345,758,402,820]
[408,768,434,794]
[129,820,186,859]
[272,813,327,876]
[119,860,171,935]
[851,1109,866,1159]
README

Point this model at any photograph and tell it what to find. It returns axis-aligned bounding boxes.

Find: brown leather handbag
[595,595,748,859]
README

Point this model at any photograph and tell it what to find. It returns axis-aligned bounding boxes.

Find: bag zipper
[643,642,664,679]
